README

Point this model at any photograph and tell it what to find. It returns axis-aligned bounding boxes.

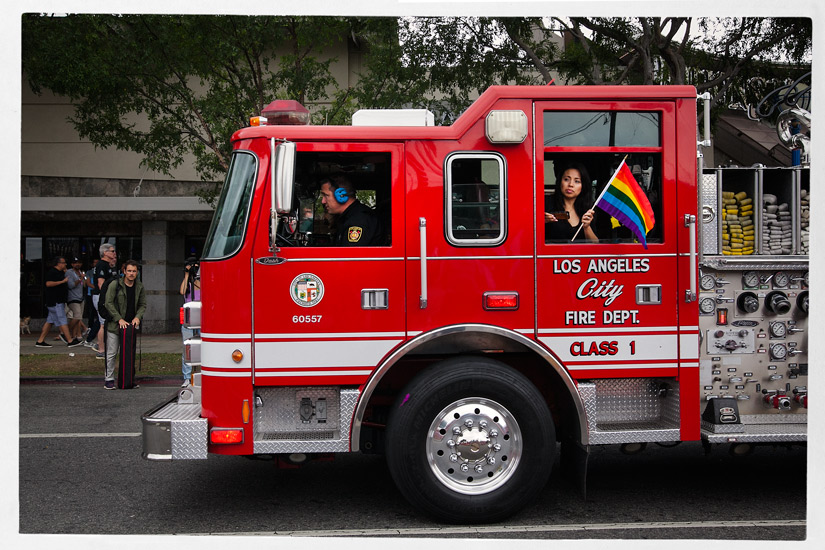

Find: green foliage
[23,14,348,202]
[23,14,812,204]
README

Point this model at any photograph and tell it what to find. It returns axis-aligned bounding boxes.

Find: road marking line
[20,433,141,438]
[196,519,806,537]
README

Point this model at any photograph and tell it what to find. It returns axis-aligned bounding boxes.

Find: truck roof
[232,84,698,143]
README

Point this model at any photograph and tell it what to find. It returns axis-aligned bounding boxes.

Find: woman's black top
[546,219,587,242]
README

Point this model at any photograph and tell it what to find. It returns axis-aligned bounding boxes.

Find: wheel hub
[427,398,521,495]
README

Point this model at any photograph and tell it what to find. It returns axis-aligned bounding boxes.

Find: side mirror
[269,140,296,254]
[272,140,296,214]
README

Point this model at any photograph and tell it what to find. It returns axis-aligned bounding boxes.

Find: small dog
[20,316,31,335]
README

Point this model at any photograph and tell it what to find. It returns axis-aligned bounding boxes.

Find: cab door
[251,142,406,387]
[534,101,681,380]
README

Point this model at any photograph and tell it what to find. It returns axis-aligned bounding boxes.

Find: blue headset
[333,186,349,204]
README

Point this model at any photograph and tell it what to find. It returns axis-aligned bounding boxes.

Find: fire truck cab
[142,85,808,523]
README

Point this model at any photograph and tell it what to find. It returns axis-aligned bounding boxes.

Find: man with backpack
[102,260,146,390]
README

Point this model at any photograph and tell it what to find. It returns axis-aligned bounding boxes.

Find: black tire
[385,356,556,523]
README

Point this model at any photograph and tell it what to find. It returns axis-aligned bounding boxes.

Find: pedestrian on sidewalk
[103,259,146,390]
[179,256,200,387]
[92,244,118,359]
[83,258,99,346]
[35,256,84,348]
[65,257,87,340]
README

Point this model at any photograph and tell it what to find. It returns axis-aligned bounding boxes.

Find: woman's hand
[544,212,557,222]
[581,208,595,228]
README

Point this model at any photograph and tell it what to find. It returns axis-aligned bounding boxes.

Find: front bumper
[141,375,207,460]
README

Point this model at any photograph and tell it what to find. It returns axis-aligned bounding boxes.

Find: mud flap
[560,438,590,499]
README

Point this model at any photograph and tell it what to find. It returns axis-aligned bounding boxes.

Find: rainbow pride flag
[594,160,655,248]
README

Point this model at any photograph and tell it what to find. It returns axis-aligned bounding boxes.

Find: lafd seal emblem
[290,273,324,307]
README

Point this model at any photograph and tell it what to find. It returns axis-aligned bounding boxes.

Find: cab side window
[542,110,663,246]
[279,151,392,247]
[446,153,506,246]
[544,153,662,245]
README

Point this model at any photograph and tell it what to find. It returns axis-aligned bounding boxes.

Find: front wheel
[385,356,556,523]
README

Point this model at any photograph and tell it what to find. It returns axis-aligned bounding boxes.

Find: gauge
[769,343,787,361]
[742,271,760,288]
[773,271,789,288]
[769,322,787,338]
[699,297,716,314]
[700,274,716,291]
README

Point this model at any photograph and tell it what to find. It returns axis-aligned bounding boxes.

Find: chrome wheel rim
[426,397,522,495]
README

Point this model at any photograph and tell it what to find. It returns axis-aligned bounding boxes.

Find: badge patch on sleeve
[348,226,363,243]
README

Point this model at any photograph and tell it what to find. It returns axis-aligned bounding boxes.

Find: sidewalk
[19,331,184,355]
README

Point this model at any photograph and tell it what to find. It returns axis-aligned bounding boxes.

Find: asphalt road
[18,383,809,541]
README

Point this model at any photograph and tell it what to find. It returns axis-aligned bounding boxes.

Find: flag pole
[570,155,629,242]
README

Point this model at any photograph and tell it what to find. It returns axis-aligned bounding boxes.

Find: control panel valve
[793,389,808,409]
[762,390,792,410]
[765,291,791,315]
[737,292,760,314]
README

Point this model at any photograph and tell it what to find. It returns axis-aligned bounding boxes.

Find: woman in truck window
[544,163,599,243]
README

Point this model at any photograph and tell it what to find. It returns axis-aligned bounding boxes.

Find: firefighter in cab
[320,175,384,246]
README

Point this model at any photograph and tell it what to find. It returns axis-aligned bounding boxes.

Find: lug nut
[464,419,473,428]
[490,430,498,437]
[479,420,488,429]
[452,426,461,435]
[487,457,496,465]
[492,443,501,452]
[460,463,469,472]
[474,464,484,474]
[449,453,458,462]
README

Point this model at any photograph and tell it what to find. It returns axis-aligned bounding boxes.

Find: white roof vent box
[352,109,435,127]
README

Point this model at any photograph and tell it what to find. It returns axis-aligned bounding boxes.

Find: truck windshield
[202,151,258,259]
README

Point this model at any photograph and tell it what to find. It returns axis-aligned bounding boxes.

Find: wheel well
[355,327,583,454]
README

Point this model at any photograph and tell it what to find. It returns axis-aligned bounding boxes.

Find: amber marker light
[232,349,244,363]
[210,428,244,445]
[242,400,251,424]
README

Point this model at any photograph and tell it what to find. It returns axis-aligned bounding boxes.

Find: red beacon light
[251,99,311,126]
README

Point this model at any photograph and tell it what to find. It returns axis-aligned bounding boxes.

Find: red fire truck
[142,85,809,523]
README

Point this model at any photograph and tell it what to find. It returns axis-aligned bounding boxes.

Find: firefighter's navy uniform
[332,200,384,246]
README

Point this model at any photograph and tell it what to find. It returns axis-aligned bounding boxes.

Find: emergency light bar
[250,99,311,126]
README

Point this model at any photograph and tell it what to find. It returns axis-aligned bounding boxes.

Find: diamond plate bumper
[141,391,207,460]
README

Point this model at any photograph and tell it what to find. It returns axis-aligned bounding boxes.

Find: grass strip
[19,353,180,377]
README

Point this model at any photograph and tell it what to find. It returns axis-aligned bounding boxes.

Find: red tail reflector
[210,428,244,445]
[483,292,519,310]
[179,307,185,324]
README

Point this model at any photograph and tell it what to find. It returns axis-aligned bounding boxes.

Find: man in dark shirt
[102,260,146,390]
[319,175,384,246]
[35,256,84,348]
[92,243,119,358]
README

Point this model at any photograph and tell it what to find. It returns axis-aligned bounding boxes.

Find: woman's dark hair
[550,162,594,218]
